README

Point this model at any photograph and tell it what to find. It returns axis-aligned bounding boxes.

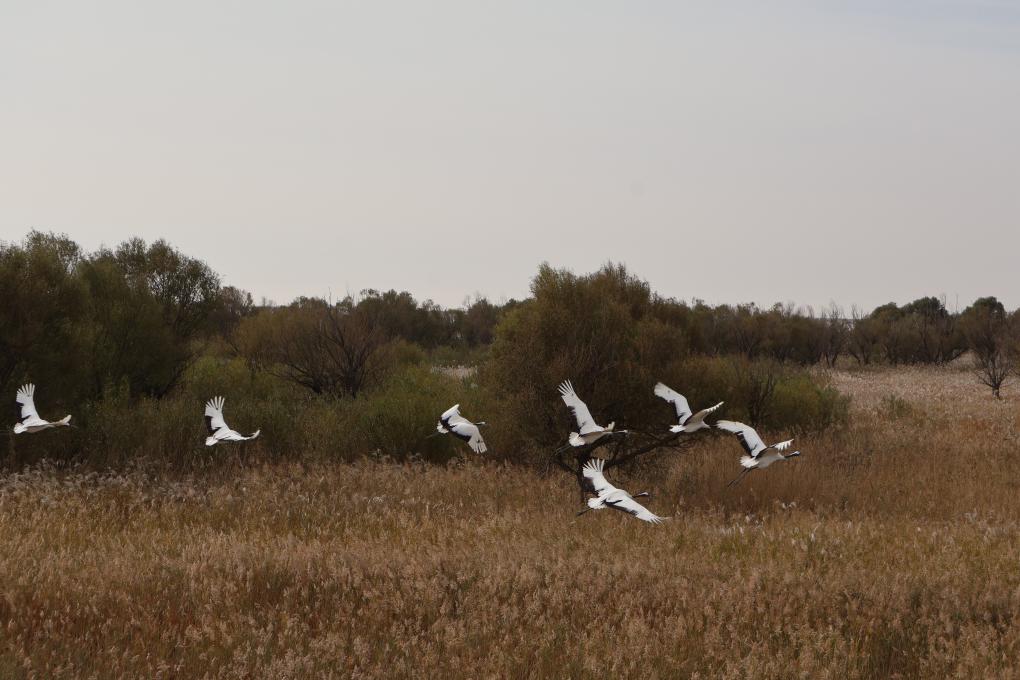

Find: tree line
[4,232,1018,403]
[1,231,1016,468]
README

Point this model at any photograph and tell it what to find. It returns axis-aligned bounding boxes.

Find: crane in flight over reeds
[204,396,260,447]
[436,404,488,454]
[577,457,666,524]
[653,382,724,434]
[716,420,801,487]
[558,380,623,447]
[13,384,72,434]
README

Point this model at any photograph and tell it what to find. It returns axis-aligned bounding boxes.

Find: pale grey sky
[2,1,1018,311]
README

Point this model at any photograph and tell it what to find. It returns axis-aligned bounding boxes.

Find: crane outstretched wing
[654,382,692,423]
[716,420,768,457]
[772,439,795,451]
[605,496,667,524]
[215,428,260,442]
[203,397,259,446]
[438,404,470,430]
[15,384,42,424]
[581,457,616,496]
[438,404,487,453]
[687,401,725,426]
[559,380,601,434]
[452,422,487,453]
[204,396,229,434]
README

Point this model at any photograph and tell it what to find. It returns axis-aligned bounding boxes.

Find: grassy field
[2,366,1020,678]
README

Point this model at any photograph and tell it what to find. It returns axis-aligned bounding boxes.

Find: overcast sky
[2,1,1018,311]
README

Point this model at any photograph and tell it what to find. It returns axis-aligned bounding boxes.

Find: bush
[660,355,848,433]
[483,263,850,459]
[3,249,859,472]
[339,364,473,462]
[768,370,849,433]
[481,263,676,452]
[182,356,291,404]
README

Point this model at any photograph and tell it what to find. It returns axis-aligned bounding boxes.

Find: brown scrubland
[5,232,1020,678]
[2,364,1019,679]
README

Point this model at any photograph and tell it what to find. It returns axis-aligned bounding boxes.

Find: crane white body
[13,384,71,434]
[204,396,260,447]
[653,382,723,434]
[716,420,801,485]
[742,449,791,470]
[436,404,487,454]
[579,457,666,524]
[558,380,619,447]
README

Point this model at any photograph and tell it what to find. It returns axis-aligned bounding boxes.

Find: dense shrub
[0,232,226,403]
[659,355,848,432]
[849,297,966,366]
[481,264,665,451]
[0,233,90,401]
[338,364,476,462]
[15,231,1020,471]
[482,264,849,458]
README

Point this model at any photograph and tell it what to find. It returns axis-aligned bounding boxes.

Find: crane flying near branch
[653,382,723,434]
[558,380,623,447]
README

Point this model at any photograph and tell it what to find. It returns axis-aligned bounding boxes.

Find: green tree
[0,232,89,400]
[484,262,688,452]
[77,239,223,397]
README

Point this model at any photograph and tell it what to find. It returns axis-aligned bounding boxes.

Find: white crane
[204,396,260,447]
[716,420,801,486]
[12,384,71,434]
[558,380,622,447]
[577,457,666,524]
[436,404,488,454]
[654,382,724,434]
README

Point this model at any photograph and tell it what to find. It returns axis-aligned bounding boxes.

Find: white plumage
[12,384,72,434]
[204,396,260,447]
[436,404,487,454]
[579,457,666,524]
[653,382,724,434]
[558,380,618,447]
[716,420,801,485]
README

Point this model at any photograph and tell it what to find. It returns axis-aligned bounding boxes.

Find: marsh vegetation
[4,232,1020,677]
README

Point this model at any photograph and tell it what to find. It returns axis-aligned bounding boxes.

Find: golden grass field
[2,366,1020,678]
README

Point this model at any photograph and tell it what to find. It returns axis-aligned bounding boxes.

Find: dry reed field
[3,366,1020,679]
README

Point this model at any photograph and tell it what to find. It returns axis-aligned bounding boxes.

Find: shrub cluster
[480,264,848,458]
[22,232,994,469]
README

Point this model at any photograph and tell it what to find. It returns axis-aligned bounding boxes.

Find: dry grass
[3,367,1020,678]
